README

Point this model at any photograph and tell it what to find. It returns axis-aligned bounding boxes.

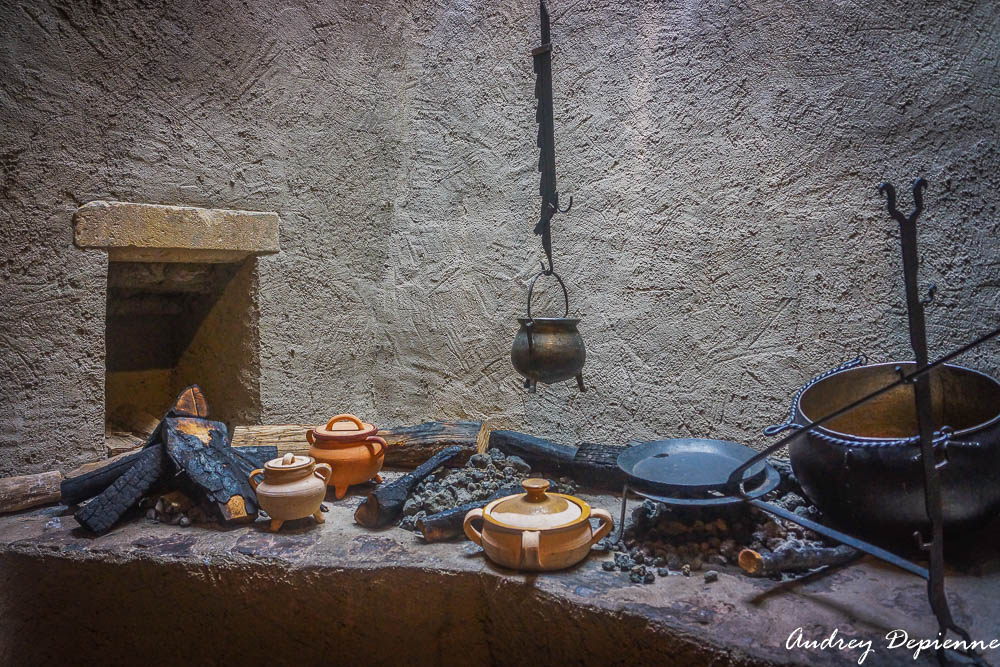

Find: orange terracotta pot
[463,479,614,571]
[307,413,386,500]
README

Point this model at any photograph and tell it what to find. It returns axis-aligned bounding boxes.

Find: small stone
[469,454,490,469]
[653,556,666,568]
[179,515,191,527]
[704,570,718,583]
[708,553,727,566]
[425,474,436,483]
[657,567,670,577]
[506,456,531,473]
[154,499,165,513]
[602,560,616,571]
[502,466,516,478]
[643,570,655,584]
[488,448,506,462]
[485,463,498,476]
[682,564,691,577]
[632,551,644,565]
[666,553,682,570]
[690,558,703,571]
[320,504,329,512]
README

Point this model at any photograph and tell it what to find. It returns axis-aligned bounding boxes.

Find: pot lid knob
[522,478,550,502]
[282,453,295,465]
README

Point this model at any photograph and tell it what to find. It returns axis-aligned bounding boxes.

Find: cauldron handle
[764,354,868,437]
[526,267,570,320]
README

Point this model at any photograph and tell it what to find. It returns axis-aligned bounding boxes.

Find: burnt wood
[163,417,260,523]
[74,444,169,534]
[354,446,464,528]
[738,544,861,577]
[571,441,626,490]
[487,430,577,473]
[416,485,522,543]
[61,447,156,505]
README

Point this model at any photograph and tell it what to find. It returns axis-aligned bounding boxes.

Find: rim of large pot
[482,492,592,532]
[795,361,1000,444]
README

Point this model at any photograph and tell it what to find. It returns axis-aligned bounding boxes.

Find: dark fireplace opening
[104,260,261,445]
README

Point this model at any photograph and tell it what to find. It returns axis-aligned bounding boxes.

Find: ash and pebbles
[598,457,830,584]
[399,448,576,532]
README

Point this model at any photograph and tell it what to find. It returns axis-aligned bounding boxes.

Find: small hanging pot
[511,270,586,392]
[463,478,613,571]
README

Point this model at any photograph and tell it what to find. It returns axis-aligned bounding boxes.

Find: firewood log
[415,485,522,542]
[231,421,482,468]
[487,430,577,473]
[74,445,168,534]
[0,471,64,513]
[62,447,158,505]
[163,417,260,523]
[738,544,861,577]
[571,441,627,490]
[354,446,464,528]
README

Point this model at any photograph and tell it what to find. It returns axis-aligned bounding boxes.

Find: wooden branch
[0,471,63,513]
[416,485,521,543]
[231,421,482,468]
[487,430,577,473]
[354,446,464,528]
[738,544,861,577]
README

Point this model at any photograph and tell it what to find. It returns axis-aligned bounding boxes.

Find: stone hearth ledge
[0,483,997,666]
[73,200,280,263]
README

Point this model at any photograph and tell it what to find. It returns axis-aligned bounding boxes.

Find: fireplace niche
[73,201,279,447]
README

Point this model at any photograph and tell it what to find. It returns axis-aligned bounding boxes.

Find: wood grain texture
[232,421,481,468]
[0,471,63,513]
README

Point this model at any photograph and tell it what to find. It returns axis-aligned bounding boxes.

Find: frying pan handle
[764,354,868,437]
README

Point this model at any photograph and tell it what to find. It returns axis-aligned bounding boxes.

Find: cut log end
[738,549,765,576]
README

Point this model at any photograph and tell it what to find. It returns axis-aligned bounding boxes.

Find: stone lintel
[73,201,280,263]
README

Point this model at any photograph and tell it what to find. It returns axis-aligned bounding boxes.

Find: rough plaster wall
[0,0,998,475]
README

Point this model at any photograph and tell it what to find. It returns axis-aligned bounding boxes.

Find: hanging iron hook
[879,177,927,226]
[557,194,573,214]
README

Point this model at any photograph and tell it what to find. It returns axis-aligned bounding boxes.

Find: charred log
[571,441,626,490]
[354,446,464,528]
[486,431,576,473]
[74,445,169,534]
[416,485,521,543]
[738,544,861,577]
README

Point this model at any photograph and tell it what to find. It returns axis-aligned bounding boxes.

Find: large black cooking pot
[767,357,1000,539]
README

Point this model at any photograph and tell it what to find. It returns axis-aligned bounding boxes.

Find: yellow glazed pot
[306,414,386,499]
[463,478,614,571]
[249,453,332,532]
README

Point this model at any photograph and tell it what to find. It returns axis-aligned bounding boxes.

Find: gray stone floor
[1,479,997,666]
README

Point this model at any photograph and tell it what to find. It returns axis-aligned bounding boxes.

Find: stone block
[73,201,280,263]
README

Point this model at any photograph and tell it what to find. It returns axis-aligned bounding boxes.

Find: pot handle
[365,435,387,457]
[521,530,542,569]
[463,508,484,545]
[526,268,570,320]
[306,429,315,445]
[324,413,366,431]
[314,463,333,484]
[589,509,615,546]
[764,354,868,436]
[249,469,265,491]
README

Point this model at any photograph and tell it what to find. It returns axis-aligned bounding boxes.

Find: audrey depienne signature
[785,627,1000,664]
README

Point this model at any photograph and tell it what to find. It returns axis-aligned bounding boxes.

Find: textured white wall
[1,0,998,475]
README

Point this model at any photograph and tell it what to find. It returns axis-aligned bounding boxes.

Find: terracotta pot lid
[310,413,377,441]
[265,452,313,472]
[487,478,585,530]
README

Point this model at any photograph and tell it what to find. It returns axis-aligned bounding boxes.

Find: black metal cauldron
[768,357,1000,538]
[511,271,586,392]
